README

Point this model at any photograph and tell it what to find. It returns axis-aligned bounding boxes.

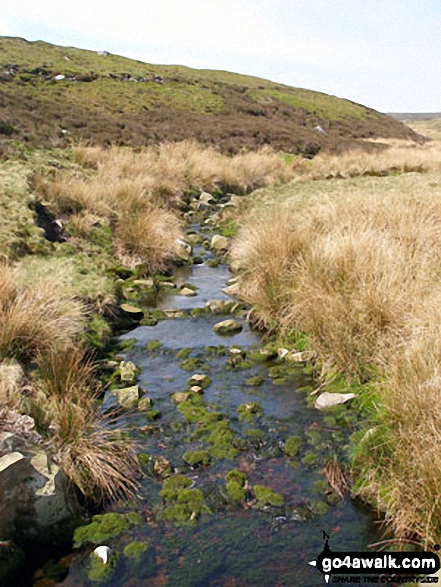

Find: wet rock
[284,436,303,457]
[118,360,137,382]
[213,319,243,335]
[189,385,203,394]
[315,392,356,410]
[0,447,79,542]
[0,540,25,586]
[210,235,229,251]
[171,392,191,404]
[175,239,192,261]
[138,396,153,411]
[102,385,141,410]
[93,545,111,564]
[153,456,172,478]
[179,287,197,297]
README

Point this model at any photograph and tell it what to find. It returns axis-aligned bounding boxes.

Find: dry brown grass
[231,168,441,542]
[0,262,85,360]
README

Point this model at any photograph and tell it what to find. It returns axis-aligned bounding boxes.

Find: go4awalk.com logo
[309,533,440,584]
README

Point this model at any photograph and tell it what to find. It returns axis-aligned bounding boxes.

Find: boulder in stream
[210,235,229,252]
[175,239,192,261]
[213,319,243,335]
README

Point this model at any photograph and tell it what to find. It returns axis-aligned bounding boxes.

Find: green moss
[87,552,118,583]
[310,500,331,515]
[180,357,207,371]
[74,513,132,546]
[190,307,205,317]
[225,469,247,486]
[237,402,263,422]
[146,410,161,421]
[254,485,285,507]
[160,474,193,500]
[123,541,149,560]
[183,450,211,467]
[117,338,137,352]
[302,451,319,465]
[246,375,264,386]
[126,512,143,526]
[226,480,246,502]
[161,484,210,525]
[146,339,162,352]
[285,436,303,457]
[137,452,151,466]
[176,347,192,360]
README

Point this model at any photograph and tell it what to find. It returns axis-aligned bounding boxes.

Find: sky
[1,0,440,113]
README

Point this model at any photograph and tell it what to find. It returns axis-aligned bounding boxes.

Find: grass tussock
[231,171,441,543]
[38,346,139,501]
[0,262,85,360]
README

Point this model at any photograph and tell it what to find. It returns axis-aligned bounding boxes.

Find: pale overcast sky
[1,0,440,113]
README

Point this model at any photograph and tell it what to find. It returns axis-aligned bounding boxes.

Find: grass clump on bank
[231,161,441,545]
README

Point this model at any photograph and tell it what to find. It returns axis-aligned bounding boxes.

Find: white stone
[211,235,229,251]
[94,546,111,564]
[315,392,356,410]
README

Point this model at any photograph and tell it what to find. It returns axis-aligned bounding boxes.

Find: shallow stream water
[35,228,383,587]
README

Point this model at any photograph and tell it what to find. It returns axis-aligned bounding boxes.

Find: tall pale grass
[0,263,85,360]
[38,346,139,501]
[231,180,441,542]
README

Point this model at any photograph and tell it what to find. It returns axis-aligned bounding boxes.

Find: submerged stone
[188,374,212,388]
[153,456,172,478]
[74,513,132,547]
[180,287,197,297]
[123,541,149,560]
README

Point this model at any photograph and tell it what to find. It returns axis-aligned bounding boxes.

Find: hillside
[0,37,418,155]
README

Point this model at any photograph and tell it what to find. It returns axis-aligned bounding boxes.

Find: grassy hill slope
[0,37,418,154]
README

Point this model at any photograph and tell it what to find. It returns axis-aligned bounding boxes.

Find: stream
[31,222,383,587]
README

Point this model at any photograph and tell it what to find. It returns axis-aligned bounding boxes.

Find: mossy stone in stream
[140,315,159,326]
[180,357,210,372]
[213,319,243,335]
[190,307,205,317]
[254,485,285,508]
[146,339,162,352]
[192,419,238,459]
[208,258,222,268]
[246,375,264,387]
[226,479,246,502]
[74,513,132,546]
[171,391,191,404]
[151,309,167,321]
[225,469,247,486]
[188,373,212,388]
[177,347,192,360]
[154,455,172,478]
[146,409,161,421]
[183,450,211,467]
[160,474,193,500]
[117,338,137,352]
[310,500,331,515]
[237,402,263,422]
[162,486,210,525]
[138,396,153,411]
[123,541,149,560]
[285,436,303,457]
[87,552,119,583]
[205,345,227,356]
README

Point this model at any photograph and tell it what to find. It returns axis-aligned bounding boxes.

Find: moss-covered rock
[285,436,303,457]
[87,551,118,583]
[237,402,263,422]
[160,474,193,500]
[146,339,162,352]
[153,456,172,478]
[246,375,264,387]
[254,485,285,508]
[183,450,211,467]
[213,319,243,335]
[138,396,153,411]
[226,479,246,502]
[74,513,133,546]
[188,374,212,388]
[176,347,192,360]
[225,469,247,487]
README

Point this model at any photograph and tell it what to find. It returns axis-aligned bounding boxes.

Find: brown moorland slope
[0,37,419,154]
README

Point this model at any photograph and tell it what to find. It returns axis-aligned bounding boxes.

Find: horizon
[1,0,440,114]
